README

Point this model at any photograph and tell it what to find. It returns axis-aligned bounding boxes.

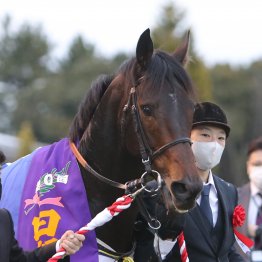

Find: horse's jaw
[175,208,189,214]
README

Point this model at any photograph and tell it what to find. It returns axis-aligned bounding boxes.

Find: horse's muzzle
[171,180,203,211]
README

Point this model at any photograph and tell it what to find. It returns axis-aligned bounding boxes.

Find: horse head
[71,29,202,214]
[119,29,202,212]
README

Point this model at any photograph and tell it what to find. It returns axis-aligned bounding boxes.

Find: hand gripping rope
[47,171,191,262]
[48,189,142,262]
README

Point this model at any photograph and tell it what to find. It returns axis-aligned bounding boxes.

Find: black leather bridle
[74,81,192,191]
[123,84,192,174]
[71,82,193,261]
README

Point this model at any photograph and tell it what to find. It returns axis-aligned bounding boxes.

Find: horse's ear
[136,28,153,70]
[173,30,190,66]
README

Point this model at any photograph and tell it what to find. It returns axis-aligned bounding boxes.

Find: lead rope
[154,230,189,261]
[177,232,189,262]
[69,141,188,261]
[48,189,143,262]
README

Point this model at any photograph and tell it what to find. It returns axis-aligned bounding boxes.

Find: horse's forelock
[69,74,114,142]
[150,51,195,98]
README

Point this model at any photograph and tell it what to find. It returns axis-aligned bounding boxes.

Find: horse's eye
[141,105,153,116]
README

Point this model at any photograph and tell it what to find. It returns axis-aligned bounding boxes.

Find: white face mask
[249,166,262,191]
[191,141,225,171]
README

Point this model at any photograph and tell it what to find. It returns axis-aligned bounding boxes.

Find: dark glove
[138,182,186,240]
[133,183,186,262]
[155,200,186,240]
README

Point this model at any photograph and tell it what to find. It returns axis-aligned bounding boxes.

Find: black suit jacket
[0,208,58,262]
[165,175,245,262]
[236,183,253,262]
[237,183,251,238]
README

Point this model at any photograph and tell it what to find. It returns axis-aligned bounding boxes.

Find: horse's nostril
[171,182,187,196]
[171,180,202,202]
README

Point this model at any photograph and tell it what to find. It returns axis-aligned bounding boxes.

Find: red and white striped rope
[48,195,133,262]
[177,232,189,262]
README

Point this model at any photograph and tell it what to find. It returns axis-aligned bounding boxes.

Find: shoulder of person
[0,208,13,238]
[213,174,233,186]
[0,208,12,221]
[237,182,250,193]
[213,174,237,191]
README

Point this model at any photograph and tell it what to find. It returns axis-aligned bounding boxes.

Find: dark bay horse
[1,29,202,260]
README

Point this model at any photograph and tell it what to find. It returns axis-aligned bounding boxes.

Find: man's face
[247,149,262,176]
[191,125,226,147]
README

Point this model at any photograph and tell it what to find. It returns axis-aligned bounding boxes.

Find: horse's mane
[69,74,114,142]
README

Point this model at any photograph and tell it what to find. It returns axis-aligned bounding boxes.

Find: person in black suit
[237,136,262,261]
[0,150,85,262]
[134,102,245,262]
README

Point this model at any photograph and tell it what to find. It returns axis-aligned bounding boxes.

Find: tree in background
[0,15,51,88]
[17,121,36,158]
[211,61,262,186]
[151,4,213,101]
[0,15,52,133]
[1,4,212,143]
[11,34,127,142]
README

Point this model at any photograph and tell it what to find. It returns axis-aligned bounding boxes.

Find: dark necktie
[200,184,213,226]
[256,193,262,225]
[255,194,262,249]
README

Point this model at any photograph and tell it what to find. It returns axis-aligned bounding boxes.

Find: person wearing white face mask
[238,136,262,261]
[163,102,246,262]
[134,102,247,262]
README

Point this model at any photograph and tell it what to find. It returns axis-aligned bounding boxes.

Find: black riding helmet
[192,102,230,137]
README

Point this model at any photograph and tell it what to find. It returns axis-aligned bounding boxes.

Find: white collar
[204,170,217,194]
[250,181,260,197]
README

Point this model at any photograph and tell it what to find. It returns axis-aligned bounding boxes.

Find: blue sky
[1,0,262,66]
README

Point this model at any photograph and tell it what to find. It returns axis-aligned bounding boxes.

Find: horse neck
[77,88,143,253]
[79,86,143,185]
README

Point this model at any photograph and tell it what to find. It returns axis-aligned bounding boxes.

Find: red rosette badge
[232,204,246,228]
[232,204,254,249]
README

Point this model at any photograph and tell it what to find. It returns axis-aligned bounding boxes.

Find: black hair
[247,136,262,157]
[0,151,5,164]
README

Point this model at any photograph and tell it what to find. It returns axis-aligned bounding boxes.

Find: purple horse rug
[1,138,99,261]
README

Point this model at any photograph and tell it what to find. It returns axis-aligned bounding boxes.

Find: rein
[70,142,127,190]
[70,141,162,195]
